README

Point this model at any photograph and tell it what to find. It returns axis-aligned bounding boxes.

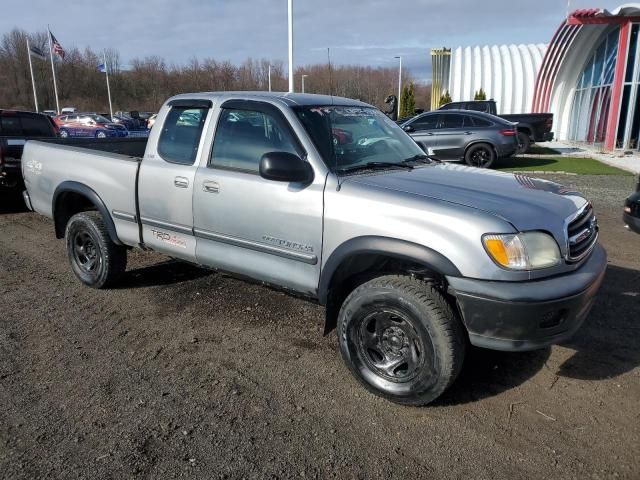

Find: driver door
[406,113,440,155]
[193,100,324,295]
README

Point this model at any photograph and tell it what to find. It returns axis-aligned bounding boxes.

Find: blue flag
[97,63,107,73]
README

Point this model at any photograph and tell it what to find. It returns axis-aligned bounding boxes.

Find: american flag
[49,31,65,59]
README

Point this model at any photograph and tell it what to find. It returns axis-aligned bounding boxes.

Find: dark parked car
[624,176,640,233]
[0,110,58,188]
[400,110,518,168]
[439,99,554,153]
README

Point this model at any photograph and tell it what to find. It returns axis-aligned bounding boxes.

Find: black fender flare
[317,236,461,305]
[52,181,123,245]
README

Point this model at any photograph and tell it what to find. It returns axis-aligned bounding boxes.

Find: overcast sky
[0,0,626,82]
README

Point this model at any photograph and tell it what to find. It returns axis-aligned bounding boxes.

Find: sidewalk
[539,141,640,175]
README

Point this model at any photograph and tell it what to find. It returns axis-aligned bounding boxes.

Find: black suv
[0,110,58,188]
[624,176,640,233]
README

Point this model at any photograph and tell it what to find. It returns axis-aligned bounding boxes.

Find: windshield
[294,106,427,172]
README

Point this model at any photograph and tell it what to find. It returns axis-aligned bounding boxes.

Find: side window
[20,115,53,137]
[409,115,438,131]
[210,108,299,172]
[0,116,22,136]
[157,107,208,165]
[470,116,492,127]
[463,116,475,128]
[440,114,465,129]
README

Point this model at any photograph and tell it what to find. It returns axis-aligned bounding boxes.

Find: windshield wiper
[337,161,414,175]
[401,154,439,165]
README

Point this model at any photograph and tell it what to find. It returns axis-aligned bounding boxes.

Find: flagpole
[26,38,39,112]
[103,50,113,118]
[48,28,61,114]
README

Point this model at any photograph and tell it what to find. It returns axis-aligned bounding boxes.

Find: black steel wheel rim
[72,230,101,274]
[355,309,426,383]
[470,148,490,167]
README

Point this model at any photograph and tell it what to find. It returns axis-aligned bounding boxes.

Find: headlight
[483,232,561,270]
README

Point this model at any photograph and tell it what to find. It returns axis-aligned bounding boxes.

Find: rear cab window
[157,106,208,165]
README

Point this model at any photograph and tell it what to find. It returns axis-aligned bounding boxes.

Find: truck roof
[166,91,372,108]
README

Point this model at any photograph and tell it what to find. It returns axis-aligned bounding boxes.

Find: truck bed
[22,138,144,247]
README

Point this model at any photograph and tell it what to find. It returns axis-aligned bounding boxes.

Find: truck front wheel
[65,211,127,288]
[337,275,466,406]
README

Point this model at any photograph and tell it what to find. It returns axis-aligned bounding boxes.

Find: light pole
[288,0,294,92]
[394,55,402,118]
[301,74,309,93]
[268,64,272,92]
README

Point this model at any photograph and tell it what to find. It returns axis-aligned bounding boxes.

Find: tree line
[0,28,431,114]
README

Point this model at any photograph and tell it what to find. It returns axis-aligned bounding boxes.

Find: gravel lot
[1,174,639,479]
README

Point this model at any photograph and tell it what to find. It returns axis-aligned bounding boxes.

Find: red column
[605,20,632,150]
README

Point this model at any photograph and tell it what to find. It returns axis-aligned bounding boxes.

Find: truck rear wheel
[65,211,126,289]
[337,275,466,406]
[516,132,531,154]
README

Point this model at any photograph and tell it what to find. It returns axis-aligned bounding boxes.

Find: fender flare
[317,236,461,305]
[52,181,123,245]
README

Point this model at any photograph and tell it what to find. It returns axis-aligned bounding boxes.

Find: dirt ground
[1,174,639,479]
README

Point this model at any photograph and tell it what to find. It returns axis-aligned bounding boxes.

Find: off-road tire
[65,211,127,289]
[337,275,466,406]
[516,132,531,155]
[464,143,495,168]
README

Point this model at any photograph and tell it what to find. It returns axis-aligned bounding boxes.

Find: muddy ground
[0,174,639,479]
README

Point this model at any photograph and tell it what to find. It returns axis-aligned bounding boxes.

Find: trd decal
[150,229,187,249]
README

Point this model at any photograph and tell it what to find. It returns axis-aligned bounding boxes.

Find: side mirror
[259,152,314,183]
[403,125,414,133]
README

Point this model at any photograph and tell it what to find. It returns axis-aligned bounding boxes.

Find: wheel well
[464,141,496,157]
[517,126,531,136]
[323,253,447,335]
[53,191,97,238]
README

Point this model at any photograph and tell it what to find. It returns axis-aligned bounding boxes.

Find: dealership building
[433,4,640,151]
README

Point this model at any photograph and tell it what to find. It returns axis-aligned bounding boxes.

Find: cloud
[0,0,625,83]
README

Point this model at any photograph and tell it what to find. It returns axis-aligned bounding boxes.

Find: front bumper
[623,212,640,233]
[447,244,607,352]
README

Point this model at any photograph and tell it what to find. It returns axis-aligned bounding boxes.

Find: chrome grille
[566,203,598,262]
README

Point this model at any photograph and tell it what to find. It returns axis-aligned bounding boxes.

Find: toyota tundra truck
[21,92,607,406]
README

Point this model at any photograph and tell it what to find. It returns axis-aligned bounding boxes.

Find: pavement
[541,141,640,175]
[1,174,639,479]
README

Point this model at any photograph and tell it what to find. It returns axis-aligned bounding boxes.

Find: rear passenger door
[432,113,469,160]
[137,100,212,261]
[192,99,324,294]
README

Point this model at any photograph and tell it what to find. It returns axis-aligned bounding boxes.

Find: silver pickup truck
[22,92,607,406]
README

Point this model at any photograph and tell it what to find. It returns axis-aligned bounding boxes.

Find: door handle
[202,180,220,193]
[464,131,474,135]
[174,176,189,188]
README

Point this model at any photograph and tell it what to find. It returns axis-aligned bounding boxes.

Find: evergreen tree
[474,88,487,100]
[399,83,417,118]
[438,90,452,107]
